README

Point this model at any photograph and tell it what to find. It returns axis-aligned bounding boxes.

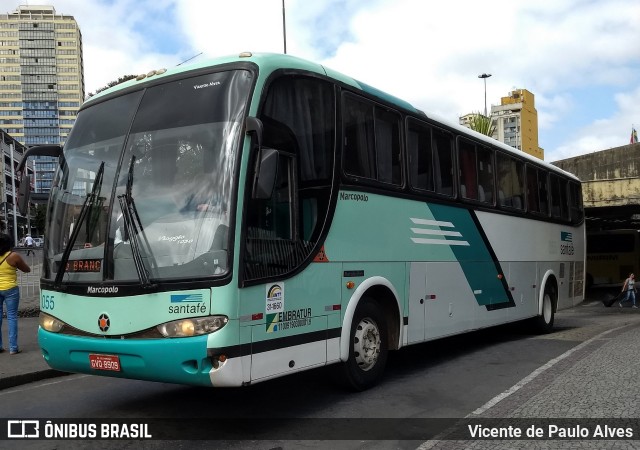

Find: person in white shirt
[24,235,34,256]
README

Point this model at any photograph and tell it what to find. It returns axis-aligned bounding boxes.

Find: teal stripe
[428,204,512,307]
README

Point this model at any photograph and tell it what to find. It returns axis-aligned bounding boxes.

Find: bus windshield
[44,69,253,284]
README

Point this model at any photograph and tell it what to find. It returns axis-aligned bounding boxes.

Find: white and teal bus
[18,53,585,390]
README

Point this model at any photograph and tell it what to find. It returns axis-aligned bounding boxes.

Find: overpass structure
[552,142,640,230]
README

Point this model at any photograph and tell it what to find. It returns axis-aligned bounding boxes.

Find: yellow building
[0,5,84,192]
[491,89,544,160]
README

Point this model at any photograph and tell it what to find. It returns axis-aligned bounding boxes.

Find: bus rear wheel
[341,300,388,391]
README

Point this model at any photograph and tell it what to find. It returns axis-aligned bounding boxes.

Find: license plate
[89,354,121,372]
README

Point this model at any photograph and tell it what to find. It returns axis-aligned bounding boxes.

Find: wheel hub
[353,317,381,371]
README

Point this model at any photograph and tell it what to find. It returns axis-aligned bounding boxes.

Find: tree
[34,204,47,236]
[468,113,496,137]
[87,74,138,98]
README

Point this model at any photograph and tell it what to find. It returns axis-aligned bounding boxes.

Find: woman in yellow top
[0,233,31,355]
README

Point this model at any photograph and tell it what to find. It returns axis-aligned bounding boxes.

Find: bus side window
[477,146,494,204]
[569,181,583,224]
[343,94,401,186]
[526,165,539,213]
[458,139,477,200]
[538,171,549,216]
[496,152,525,211]
[344,96,375,179]
[245,75,335,282]
[550,174,569,220]
[374,108,402,185]
[433,128,454,196]
[407,120,434,192]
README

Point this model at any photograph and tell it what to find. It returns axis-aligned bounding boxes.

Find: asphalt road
[2,299,638,449]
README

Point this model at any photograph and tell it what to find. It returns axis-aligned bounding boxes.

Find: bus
[586,229,640,288]
[18,52,585,391]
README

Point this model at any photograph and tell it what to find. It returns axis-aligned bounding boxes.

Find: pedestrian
[24,234,34,256]
[619,273,638,309]
[0,233,31,355]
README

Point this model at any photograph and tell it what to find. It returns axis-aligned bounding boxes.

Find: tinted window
[433,128,454,196]
[408,120,434,192]
[477,146,494,204]
[496,152,525,210]
[569,181,583,224]
[343,94,401,185]
[550,174,569,220]
[244,76,336,282]
[458,139,477,200]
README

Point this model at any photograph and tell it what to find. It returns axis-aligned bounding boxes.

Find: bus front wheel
[341,299,388,391]
[534,283,556,333]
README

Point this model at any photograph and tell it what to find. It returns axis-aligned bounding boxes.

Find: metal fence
[18,253,42,299]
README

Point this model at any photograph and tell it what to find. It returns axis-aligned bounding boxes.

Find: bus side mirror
[16,170,31,216]
[15,144,62,215]
[246,116,263,150]
[253,148,278,200]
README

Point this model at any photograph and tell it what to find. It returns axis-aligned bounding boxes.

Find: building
[0,129,35,242]
[491,89,544,160]
[459,88,545,160]
[552,142,640,230]
[0,4,84,194]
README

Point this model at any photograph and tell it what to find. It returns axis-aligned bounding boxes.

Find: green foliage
[468,113,496,137]
[34,204,47,235]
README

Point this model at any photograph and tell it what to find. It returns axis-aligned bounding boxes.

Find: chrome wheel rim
[353,317,381,371]
[543,293,552,324]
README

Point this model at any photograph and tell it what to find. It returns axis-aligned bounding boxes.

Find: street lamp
[478,73,492,117]
[282,0,287,54]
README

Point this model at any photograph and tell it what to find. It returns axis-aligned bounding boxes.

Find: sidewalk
[0,249,69,389]
[422,308,640,449]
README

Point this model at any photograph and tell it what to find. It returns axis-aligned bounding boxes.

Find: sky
[9,0,640,162]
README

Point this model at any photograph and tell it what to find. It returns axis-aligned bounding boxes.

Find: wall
[552,143,640,208]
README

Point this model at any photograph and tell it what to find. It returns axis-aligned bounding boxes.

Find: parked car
[33,237,43,247]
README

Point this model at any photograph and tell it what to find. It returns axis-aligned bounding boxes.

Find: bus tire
[534,283,556,333]
[341,299,388,391]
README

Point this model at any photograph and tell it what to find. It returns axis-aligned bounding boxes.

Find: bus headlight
[40,312,65,333]
[157,316,228,337]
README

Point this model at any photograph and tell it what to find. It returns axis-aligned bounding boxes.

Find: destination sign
[66,259,102,272]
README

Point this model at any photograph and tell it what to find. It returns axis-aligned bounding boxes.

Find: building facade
[490,89,544,160]
[0,5,84,193]
[0,129,35,242]
[459,88,545,160]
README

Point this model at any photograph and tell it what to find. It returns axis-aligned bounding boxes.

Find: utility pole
[9,142,18,245]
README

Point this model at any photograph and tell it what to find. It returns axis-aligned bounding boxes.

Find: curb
[0,369,71,391]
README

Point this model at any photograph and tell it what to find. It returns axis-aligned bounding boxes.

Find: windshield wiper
[55,161,105,288]
[117,155,157,288]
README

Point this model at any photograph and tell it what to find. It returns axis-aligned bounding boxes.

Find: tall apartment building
[459,88,544,160]
[0,4,84,193]
[491,89,544,160]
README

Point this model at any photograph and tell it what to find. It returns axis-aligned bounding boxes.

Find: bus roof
[85,52,578,181]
